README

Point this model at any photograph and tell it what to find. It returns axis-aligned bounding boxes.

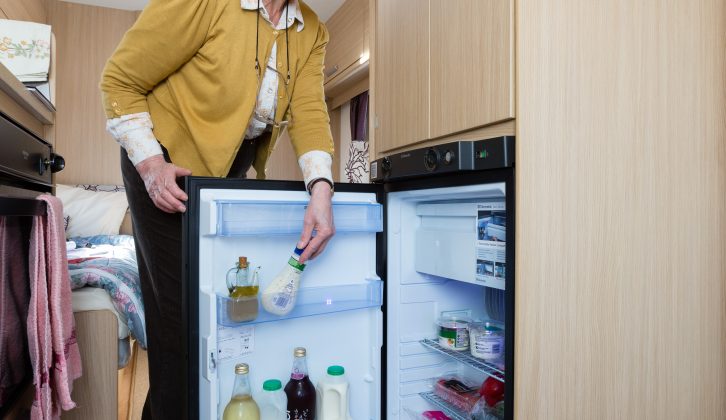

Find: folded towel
[28,195,81,419]
[0,19,51,83]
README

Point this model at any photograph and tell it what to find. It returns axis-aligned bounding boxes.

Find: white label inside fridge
[217,325,254,361]
[475,202,506,285]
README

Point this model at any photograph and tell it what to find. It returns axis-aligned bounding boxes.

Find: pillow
[55,184,129,237]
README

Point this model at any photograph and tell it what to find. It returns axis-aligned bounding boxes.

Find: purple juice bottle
[284,347,316,420]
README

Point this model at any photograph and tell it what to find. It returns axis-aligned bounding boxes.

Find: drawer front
[0,112,52,186]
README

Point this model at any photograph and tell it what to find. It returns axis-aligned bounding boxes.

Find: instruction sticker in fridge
[475,202,506,288]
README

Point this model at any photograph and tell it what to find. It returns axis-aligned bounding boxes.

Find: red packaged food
[422,411,451,420]
[433,376,480,412]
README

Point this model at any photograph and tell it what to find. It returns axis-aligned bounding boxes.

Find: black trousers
[121,139,258,420]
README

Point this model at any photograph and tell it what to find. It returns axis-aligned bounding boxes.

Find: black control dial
[424,148,439,171]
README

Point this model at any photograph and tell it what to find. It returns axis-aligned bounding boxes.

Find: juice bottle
[222,363,260,420]
[284,347,316,420]
[261,247,305,316]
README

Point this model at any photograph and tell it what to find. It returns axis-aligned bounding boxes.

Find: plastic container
[432,375,480,413]
[258,379,287,420]
[436,315,471,351]
[469,321,504,362]
[316,365,352,420]
[261,248,305,316]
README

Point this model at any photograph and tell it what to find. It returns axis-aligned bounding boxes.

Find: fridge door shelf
[216,280,383,326]
[214,200,383,236]
[420,338,505,382]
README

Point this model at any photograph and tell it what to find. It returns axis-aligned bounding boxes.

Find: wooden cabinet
[324,0,369,85]
[429,0,514,138]
[0,0,47,23]
[373,0,429,153]
[374,0,514,153]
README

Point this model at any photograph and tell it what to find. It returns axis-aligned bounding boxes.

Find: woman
[100,0,335,418]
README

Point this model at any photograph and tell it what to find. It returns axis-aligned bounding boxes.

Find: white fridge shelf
[216,280,383,326]
[420,391,502,420]
[419,392,469,420]
[420,338,505,382]
[215,200,383,236]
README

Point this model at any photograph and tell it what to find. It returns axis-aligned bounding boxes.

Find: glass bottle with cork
[226,256,260,322]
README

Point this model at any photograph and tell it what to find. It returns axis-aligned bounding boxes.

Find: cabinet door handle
[324,64,339,78]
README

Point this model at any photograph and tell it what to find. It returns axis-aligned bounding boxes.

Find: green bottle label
[288,257,305,271]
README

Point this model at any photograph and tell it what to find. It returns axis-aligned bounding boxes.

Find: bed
[55,184,147,420]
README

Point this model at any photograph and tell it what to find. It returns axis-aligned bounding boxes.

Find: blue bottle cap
[294,247,304,256]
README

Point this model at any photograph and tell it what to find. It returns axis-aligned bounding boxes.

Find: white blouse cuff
[298,150,333,192]
[106,112,163,166]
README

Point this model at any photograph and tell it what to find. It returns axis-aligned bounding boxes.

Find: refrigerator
[182,136,515,420]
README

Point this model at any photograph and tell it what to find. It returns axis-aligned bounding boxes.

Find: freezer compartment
[413,198,506,289]
[214,200,383,236]
[215,279,383,326]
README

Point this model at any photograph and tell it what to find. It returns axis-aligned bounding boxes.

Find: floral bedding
[66,235,146,349]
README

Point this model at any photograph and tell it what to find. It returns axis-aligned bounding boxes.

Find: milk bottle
[258,379,288,420]
[316,365,352,420]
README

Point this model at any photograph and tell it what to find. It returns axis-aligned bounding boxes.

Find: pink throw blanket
[28,194,81,419]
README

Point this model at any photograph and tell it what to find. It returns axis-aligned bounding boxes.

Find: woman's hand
[297,181,335,263]
[135,155,192,213]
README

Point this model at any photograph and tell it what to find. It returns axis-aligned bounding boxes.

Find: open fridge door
[183,178,385,420]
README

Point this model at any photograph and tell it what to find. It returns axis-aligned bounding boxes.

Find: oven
[0,111,63,416]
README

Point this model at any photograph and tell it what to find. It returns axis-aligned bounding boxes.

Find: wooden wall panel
[46,1,137,185]
[0,0,46,23]
[63,310,118,420]
[515,1,726,418]
[246,129,304,181]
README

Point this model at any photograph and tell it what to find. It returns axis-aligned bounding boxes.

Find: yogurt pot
[436,316,471,351]
[469,321,504,361]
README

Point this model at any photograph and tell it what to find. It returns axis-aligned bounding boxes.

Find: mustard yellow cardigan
[100,0,333,178]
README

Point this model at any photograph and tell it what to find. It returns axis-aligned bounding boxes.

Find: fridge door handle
[202,335,216,381]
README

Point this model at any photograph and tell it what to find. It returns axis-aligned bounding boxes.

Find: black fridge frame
[182,177,386,419]
[183,164,514,420]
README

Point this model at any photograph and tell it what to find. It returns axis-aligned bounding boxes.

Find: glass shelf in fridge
[216,279,383,326]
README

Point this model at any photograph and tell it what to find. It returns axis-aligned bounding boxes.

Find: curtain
[344,91,370,183]
[349,91,369,141]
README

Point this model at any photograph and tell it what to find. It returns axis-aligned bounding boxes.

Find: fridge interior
[386,182,508,420]
[195,187,383,420]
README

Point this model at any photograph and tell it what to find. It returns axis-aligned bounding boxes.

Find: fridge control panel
[370,136,514,182]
